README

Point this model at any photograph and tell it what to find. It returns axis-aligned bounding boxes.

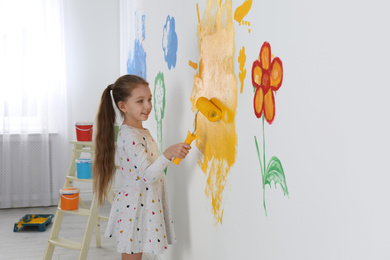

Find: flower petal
[264,89,275,124]
[270,57,283,90]
[253,87,264,118]
[260,42,271,70]
[251,60,262,88]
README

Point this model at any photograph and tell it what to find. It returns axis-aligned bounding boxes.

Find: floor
[0,202,159,260]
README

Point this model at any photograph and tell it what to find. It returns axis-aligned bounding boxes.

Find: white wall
[63,0,120,136]
[62,0,120,193]
[63,0,390,259]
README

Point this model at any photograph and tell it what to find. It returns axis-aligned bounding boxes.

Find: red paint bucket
[75,122,93,141]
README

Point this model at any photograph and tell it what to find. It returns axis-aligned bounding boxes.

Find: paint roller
[173,97,222,165]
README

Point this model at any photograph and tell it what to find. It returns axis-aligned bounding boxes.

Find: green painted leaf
[265,156,289,197]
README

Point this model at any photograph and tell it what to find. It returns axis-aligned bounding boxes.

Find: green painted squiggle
[154,72,167,174]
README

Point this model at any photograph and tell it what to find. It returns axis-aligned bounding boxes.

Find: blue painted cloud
[162,16,178,70]
[127,14,147,79]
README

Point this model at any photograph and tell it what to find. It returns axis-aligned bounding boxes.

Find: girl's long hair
[93,75,148,206]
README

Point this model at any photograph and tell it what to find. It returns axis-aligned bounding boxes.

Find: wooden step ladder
[43,141,115,260]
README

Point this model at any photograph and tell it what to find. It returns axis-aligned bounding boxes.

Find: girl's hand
[163,143,191,161]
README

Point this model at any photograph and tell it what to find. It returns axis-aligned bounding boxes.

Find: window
[0,0,66,133]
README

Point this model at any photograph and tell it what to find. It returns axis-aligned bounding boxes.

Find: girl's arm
[124,136,170,185]
[123,134,190,185]
[163,143,191,161]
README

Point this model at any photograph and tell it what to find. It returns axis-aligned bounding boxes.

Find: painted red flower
[252,42,283,124]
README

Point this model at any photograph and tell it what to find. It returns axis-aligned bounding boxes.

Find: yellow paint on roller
[196,97,222,122]
[192,0,237,226]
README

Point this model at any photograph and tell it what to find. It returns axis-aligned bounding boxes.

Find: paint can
[76,158,92,179]
[60,188,80,210]
[75,121,93,141]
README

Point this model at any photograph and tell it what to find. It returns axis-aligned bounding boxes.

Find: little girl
[93,74,191,260]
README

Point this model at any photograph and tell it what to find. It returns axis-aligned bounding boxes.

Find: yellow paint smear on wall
[191,0,237,226]
[238,46,246,94]
[189,60,198,70]
[234,0,252,24]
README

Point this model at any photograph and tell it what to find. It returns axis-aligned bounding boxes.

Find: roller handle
[172,131,196,165]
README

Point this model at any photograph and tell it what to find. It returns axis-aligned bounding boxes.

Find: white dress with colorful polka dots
[104,125,176,255]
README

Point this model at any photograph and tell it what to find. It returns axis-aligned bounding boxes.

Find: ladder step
[49,238,82,250]
[99,216,109,221]
[66,176,93,183]
[57,207,90,216]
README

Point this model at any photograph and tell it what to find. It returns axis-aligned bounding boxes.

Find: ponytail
[93,75,149,207]
[93,84,116,207]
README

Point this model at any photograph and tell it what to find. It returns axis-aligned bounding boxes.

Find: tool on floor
[173,97,222,165]
[14,214,54,232]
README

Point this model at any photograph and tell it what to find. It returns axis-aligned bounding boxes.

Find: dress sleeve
[123,130,171,185]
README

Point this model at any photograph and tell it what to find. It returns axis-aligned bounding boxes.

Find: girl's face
[119,84,152,128]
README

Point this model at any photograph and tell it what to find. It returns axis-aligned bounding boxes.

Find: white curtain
[0,0,67,208]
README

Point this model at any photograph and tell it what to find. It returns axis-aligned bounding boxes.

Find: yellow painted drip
[234,0,252,24]
[192,0,237,226]
[189,60,198,70]
[197,3,200,24]
[238,46,246,94]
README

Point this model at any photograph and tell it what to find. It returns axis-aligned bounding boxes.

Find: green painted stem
[254,117,268,216]
[157,120,163,154]
[262,116,267,216]
[157,121,167,174]
[254,136,263,177]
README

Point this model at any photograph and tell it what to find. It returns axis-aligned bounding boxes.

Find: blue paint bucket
[76,159,92,179]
